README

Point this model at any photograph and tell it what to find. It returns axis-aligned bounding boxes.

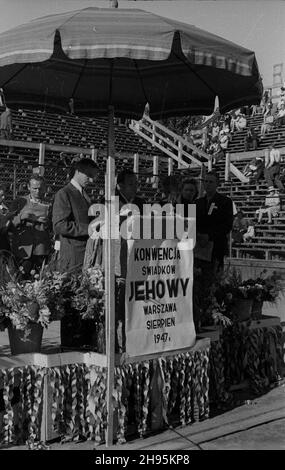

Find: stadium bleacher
[0,106,285,262]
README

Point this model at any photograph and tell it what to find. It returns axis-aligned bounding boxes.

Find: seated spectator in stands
[230,113,238,132]
[243,219,255,242]
[209,141,224,164]
[10,175,52,277]
[221,120,231,136]
[274,102,285,128]
[260,89,270,113]
[232,209,248,244]
[243,156,264,182]
[201,126,209,150]
[219,130,229,151]
[243,159,258,178]
[231,113,247,132]
[256,188,280,224]
[264,144,284,191]
[244,126,259,151]
[280,166,285,187]
[277,87,285,110]
[211,122,220,141]
[264,99,273,118]
[68,98,74,114]
[253,156,265,182]
[236,113,247,131]
[0,107,13,153]
[260,113,274,138]
[224,113,232,132]
[251,104,258,116]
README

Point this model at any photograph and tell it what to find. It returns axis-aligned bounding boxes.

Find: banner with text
[126,238,195,357]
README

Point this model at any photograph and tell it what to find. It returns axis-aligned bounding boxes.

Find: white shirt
[265,149,281,168]
[70,178,83,194]
[277,107,285,118]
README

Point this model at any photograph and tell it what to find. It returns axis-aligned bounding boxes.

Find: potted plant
[214,268,254,321]
[243,270,284,319]
[0,266,67,354]
[201,268,284,326]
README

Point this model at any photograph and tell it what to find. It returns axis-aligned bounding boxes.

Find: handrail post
[134,152,139,174]
[168,157,173,175]
[225,152,231,182]
[208,155,212,171]
[153,155,159,188]
[178,140,183,169]
[152,122,156,143]
[91,147,98,162]
[39,142,45,176]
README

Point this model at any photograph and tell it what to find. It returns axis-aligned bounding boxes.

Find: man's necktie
[82,189,91,205]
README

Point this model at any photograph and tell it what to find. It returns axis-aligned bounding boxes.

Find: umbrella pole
[105,105,116,446]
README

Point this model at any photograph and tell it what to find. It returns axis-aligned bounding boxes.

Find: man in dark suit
[194,171,233,328]
[52,158,98,349]
[196,171,233,272]
[52,158,98,273]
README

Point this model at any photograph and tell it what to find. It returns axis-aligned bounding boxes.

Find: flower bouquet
[0,265,67,353]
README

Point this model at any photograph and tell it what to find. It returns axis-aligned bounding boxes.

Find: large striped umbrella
[0,7,262,118]
[0,7,262,446]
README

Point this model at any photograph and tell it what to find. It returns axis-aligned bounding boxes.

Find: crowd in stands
[0,83,285,265]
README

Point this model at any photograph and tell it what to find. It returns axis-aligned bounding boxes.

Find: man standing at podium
[52,158,98,273]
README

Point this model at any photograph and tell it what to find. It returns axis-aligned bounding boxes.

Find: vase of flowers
[0,266,67,355]
[251,299,263,319]
[230,297,253,321]
[8,322,44,355]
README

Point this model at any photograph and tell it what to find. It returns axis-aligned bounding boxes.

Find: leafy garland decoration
[76,364,85,438]
[158,357,171,426]
[184,352,193,424]
[201,349,210,419]
[63,365,73,438]
[29,366,45,443]
[1,368,14,445]
[166,358,175,415]
[17,368,24,443]
[221,323,282,395]
[133,363,142,435]
[140,361,150,437]
[55,366,65,435]
[114,366,126,444]
[84,365,93,440]
[49,368,57,430]
[209,340,231,404]
[23,366,33,441]
[178,355,186,426]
